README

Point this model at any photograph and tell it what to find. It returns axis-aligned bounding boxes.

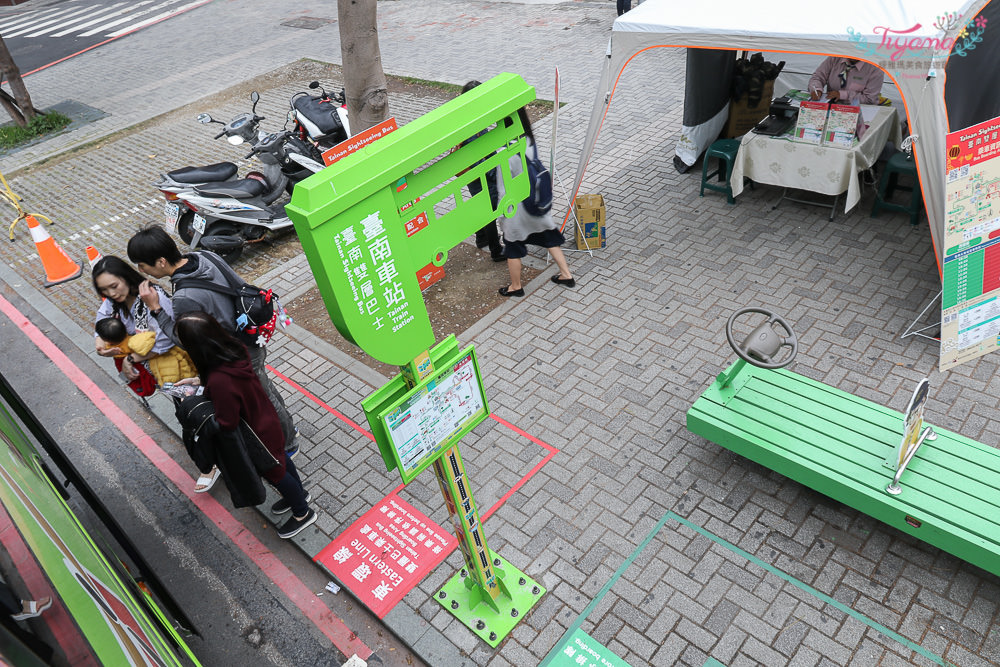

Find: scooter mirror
[196,113,213,124]
[250,92,260,104]
[309,81,320,89]
[227,135,245,146]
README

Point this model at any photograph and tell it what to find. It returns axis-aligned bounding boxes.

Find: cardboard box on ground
[722,79,774,138]
[574,194,606,250]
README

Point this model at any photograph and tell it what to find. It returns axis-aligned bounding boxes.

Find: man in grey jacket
[127,226,298,456]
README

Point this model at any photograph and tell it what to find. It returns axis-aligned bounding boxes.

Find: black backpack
[176,252,278,348]
[522,142,552,217]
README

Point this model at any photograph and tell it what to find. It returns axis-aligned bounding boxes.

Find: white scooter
[154,92,323,263]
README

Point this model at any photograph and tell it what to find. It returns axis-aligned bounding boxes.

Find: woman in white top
[92,256,176,381]
[497,108,575,298]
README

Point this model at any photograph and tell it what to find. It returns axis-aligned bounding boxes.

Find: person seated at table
[808,56,884,105]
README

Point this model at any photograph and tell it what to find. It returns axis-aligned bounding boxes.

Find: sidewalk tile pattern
[3,1,998,666]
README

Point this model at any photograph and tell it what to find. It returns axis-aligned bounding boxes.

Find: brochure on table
[825,104,861,147]
[794,101,828,145]
[785,89,811,106]
[793,100,862,147]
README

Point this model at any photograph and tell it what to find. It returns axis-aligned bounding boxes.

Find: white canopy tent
[572,0,996,274]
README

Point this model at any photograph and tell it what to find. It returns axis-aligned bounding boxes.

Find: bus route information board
[941,115,1000,371]
[381,350,487,483]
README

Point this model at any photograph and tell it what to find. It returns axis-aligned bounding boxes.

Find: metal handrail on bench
[885,426,937,496]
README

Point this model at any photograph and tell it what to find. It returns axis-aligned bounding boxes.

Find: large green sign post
[286,73,544,646]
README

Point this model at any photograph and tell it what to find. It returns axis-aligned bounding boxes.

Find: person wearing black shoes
[497,108,575,297]
[175,311,316,539]
[458,80,506,262]
[128,227,299,458]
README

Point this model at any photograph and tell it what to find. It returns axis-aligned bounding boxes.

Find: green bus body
[0,385,197,665]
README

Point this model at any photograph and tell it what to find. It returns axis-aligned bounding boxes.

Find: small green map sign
[362,336,489,484]
[551,629,632,667]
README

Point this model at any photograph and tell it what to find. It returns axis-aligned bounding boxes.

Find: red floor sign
[315,493,453,618]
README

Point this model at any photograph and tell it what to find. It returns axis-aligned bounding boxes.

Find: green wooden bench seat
[686,362,1000,577]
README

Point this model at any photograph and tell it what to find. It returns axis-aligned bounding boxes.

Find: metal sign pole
[289,75,548,646]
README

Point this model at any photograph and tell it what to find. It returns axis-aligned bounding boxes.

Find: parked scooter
[154,92,323,263]
[289,81,351,156]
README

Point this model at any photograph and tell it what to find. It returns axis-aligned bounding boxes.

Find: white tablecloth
[730,106,901,213]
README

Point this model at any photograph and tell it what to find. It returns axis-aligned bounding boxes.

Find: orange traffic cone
[85,245,103,269]
[25,214,81,287]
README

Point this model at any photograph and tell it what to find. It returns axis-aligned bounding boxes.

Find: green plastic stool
[700,139,743,204]
[871,151,922,225]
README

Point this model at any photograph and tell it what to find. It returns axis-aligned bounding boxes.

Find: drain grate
[280,16,334,30]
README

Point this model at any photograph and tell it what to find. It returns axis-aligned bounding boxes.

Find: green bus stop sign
[285,73,535,365]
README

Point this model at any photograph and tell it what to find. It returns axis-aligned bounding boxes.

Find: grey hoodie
[153,251,243,347]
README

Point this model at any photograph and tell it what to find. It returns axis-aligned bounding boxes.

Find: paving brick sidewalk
[2,1,998,666]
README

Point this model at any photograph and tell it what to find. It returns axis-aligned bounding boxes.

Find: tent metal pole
[900,289,941,341]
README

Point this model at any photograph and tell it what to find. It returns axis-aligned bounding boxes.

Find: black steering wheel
[725,307,798,369]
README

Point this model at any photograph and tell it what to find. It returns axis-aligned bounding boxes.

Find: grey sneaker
[271,492,312,516]
[277,509,317,539]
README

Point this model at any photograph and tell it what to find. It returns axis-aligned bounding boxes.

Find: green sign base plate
[435,552,545,648]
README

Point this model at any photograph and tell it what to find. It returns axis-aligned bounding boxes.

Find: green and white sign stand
[286,73,545,646]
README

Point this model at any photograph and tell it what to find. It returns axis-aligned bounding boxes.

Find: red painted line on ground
[267,365,375,441]
[270,364,561,612]
[480,448,558,523]
[9,0,215,81]
[481,414,559,522]
[270,366,561,523]
[0,504,96,666]
[0,294,372,661]
[488,413,559,454]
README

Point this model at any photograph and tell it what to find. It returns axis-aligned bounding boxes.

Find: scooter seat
[168,162,238,183]
[194,178,267,198]
[293,96,344,135]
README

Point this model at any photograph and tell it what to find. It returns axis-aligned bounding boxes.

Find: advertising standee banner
[940,115,1000,371]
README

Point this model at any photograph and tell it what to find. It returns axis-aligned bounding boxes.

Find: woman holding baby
[91,256,219,493]
[92,256,176,386]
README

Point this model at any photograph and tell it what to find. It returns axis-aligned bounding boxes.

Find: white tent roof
[615,1,953,46]
[573,0,992,273]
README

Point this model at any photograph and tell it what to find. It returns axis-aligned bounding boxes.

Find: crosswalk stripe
[23,3,128,38]
[106,0,209,37]
[78,0,181,37]
[3,5,93,39]
[49,0,154,38]
[0,6,79,33]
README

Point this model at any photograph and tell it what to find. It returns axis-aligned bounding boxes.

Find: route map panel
[381,351,487,483]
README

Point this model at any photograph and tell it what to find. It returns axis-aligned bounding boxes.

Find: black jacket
[174,394,279,508]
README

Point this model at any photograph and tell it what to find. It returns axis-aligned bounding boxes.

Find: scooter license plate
[164,202,180,233]
[193,214,207,235]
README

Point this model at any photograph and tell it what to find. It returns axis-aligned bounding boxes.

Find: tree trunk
[338,0,389,134]
[0,35,36,127]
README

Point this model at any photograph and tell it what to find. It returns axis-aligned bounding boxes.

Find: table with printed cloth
[729,105,901,217]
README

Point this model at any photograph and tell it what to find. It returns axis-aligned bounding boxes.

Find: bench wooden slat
[741,377,1000,516]
[733,384,1000,534]
[763,371,1000,485]
[687,362,1000,576]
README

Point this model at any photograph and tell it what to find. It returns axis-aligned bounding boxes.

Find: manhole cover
[280,16,334,30]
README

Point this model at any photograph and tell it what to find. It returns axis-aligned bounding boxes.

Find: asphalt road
[1,0,213,75]
[0,280,418,666]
